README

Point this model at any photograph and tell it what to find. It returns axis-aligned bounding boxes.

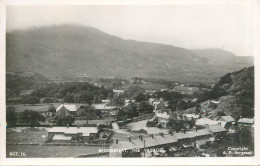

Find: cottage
[47,127,98,143]
[56,104,78,118]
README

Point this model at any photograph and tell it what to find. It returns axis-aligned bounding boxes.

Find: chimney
[140,135,143,141]
[113,138,118,144]
[150,134,154,139]
[160,133,164,137]
[128,137,132,142]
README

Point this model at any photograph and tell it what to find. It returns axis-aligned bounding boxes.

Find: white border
[0,0,259,165]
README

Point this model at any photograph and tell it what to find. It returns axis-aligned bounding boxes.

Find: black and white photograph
[1,0,260,165]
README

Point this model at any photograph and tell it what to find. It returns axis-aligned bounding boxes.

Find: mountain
[199,66,254,120]
[191,48,253,65]
[6,24,253,83]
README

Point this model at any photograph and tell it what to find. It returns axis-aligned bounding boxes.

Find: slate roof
[56,104,78,112]
[219,116,235,122]
[110,129,213,151]
[237,118,254,124]
[208,125,227,133]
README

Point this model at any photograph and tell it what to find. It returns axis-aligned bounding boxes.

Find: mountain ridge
[6,24,253,83]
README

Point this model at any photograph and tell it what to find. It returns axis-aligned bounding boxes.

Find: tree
[54,115,75,126]
[125,86,145,98]
[23,96,40,105]
[19,110,45,127]
[116,109,126,121]
[111,94,125,106]
[42,97,57,103]
[133,92,148,102]
[138,102,154,114]
[48,104,56,116]
[124,102,139,119]
[6,106,17,127]
[63,94,74,103]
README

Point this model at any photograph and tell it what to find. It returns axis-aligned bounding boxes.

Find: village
[6,81,254,158]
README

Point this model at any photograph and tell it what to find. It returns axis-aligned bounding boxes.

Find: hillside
[6,72,50,97]
[6,24,254,83]
[191,49,253,65]
[200,66,254,120]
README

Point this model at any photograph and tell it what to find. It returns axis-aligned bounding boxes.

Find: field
[7,131,47,144]
[7,103,61,113]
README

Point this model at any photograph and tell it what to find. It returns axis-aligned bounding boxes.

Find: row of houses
[110,124,227,157]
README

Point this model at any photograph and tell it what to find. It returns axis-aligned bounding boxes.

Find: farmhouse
[47,127,98,143]
[56,104,78,118]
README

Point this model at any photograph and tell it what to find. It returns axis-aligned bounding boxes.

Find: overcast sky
[6,4,253,56]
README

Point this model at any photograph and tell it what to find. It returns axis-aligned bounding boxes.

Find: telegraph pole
[143,139,146,157]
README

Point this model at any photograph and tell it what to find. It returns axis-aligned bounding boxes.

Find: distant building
[184,114,200,120]
[47,127,98,143]
[56,104,78,118]
[92,103,115,111]
[113,89,124,96]
[101,99,110,103]
[237,118,254,126]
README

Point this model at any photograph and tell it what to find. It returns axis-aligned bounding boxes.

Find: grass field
[7,131,47,144]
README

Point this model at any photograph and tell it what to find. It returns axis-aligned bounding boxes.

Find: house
[195,118,226,128]
[56,104,78,118]
[218,116,235,123]
[101,99,110,103]
[47,127,98,143]
[109,127,224,157]
[92,103,115,111]
[184,114,200,120]
[208,124,227,139]
[113,89,124,96]
[155,111,170,128]
[237,118,254,126]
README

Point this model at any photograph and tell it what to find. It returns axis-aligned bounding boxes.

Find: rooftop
[208,125,227,133]
[56,104,78,112]
[47,127,98,136]
[237,118,254,124]
[52,134,72,141]
[219,116,235,122]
